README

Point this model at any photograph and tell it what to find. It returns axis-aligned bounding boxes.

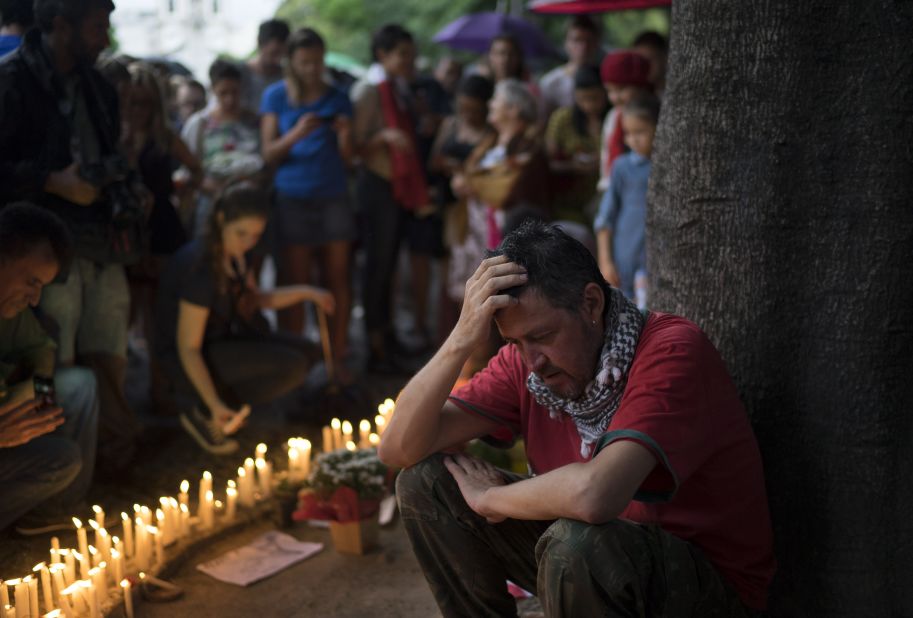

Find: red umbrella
[529,0,670,13]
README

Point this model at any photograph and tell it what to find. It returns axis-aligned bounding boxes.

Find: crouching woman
[155,182,334,454]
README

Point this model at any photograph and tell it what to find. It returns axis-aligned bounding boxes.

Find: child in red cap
[598,51,653,189]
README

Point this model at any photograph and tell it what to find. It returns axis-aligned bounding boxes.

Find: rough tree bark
[648,2,913,616]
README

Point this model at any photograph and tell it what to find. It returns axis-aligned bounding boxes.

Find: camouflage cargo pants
[397,453,752,618]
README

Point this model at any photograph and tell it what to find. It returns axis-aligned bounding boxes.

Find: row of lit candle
[1,399,397,617]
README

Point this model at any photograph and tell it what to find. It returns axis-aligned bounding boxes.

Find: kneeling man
[379,221,775,617]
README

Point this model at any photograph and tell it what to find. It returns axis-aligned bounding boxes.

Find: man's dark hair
[257,18,290,48]
[0,0,34,28]
[568,14,599,37]
[371,23,413,62]
[209,58,242,85]
[632,30,668,53]
[287,27,325,55]
[490,220,611,313]
[33,0,114,33]
[0,202,72,268]
[458,74,494,103]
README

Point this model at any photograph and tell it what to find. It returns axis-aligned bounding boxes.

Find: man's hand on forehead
[451,256,528,354]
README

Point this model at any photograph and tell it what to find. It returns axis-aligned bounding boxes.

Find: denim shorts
[275,193,356,246]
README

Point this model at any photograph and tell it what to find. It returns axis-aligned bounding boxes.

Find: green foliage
[276,0,669,71]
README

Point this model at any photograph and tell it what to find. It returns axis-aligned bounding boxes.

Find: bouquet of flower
[292,448,388,523]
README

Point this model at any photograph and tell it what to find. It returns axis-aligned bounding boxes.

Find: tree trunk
[648,2,913,616]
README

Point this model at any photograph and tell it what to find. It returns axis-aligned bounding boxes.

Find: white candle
[10,579,27,618]
[179,504,190,537]
[301,439,312,477]
[255,459,272,498]
[120,580,133,618]
[149,525,164,566]
[120,513,134,558]
[330,418,342,450]
[202,491,214,530]
[31,566,51,616]
[288,447,299,478]
[49,539,60,565]
[109,549,123,585]
[87,546,99,568]
[60,552,75,587]
[79,580,96,618]
[90,566,106,602]
[87,520,101,558]
[156,509,167,545]
[26,576,37,618]
[321,426,333,453]
[226,484,237,522]
[134,519,148,572]
[1,581,8,609]
[70,552,85,586]
[375,415,386,436]
[92,506,104,531]
[179,480,190,508]
[359,420,371,448]
[48,566,65,608]
[341,420,353,446]
[199,471,212,518]
[71,520,89,579]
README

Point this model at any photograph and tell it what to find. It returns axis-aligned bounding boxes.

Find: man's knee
[29,438,82,494]
[537,519,648,594]
[395,453,448,521]
[54,367,99,417]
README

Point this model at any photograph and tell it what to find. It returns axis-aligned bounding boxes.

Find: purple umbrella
[433,12,557,58]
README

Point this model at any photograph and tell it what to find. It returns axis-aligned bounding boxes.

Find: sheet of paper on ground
[197,531,323,586]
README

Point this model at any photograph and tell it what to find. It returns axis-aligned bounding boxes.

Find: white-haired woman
[448,78,551,381]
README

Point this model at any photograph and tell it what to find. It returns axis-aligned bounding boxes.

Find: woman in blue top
[261,27,354,382]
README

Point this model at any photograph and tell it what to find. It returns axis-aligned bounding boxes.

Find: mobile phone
[33,374,56,406]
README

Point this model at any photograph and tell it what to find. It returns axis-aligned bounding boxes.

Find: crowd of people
[0,0,668,534]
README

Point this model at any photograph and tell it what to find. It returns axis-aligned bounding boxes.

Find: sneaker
[179,408,239,455]
[14,512,75,536]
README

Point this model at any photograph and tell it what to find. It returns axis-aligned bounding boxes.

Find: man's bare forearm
[378,335,471,467]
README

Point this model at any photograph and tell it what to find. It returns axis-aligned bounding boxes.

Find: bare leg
[278,244,314,336]
[320,240,353,384]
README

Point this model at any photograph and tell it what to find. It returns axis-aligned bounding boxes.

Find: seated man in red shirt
[379,220,775,617]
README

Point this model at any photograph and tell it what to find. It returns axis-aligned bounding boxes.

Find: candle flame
[384,398,395,408]
[92,505,102,514]
[227,479,236,488]
[330,418,341,430]
[121,512,129,520]
[214,500,223,509]
[110,549,120,559]
[245,458,254,466]
[88,546,97,555]
[112,536,119,545]
[202,471,212,481]
[72,517,82,528]
[205,490,213,501]
[256,443,267,456]
[288,447,299,460]
[345,440,356,451]
[33,562,46,571]
[238,467,245,477]
[227,487,237,496]
[359,419,371,431]
[342,420,353,434]
[180,504,189,513]
[369,433,380,445]
[180,479,189,493]
[88,520,99,531]
[302,439,311,450]
[375,415,386,428]
[4,578,21,585]
[156,509,165,520]
[120,579,130,589]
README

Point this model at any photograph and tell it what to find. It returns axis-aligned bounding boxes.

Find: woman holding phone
[260,27,355,384]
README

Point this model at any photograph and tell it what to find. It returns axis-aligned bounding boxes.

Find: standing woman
[155,182,335,454]
[260,27,354,383]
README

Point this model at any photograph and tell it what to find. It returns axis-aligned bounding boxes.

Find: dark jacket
[0,29,121,258]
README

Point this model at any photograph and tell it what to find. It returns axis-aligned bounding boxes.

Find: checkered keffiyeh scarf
[526,287,647,458]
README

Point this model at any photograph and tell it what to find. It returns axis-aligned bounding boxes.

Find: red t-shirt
[450,312,776,610]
